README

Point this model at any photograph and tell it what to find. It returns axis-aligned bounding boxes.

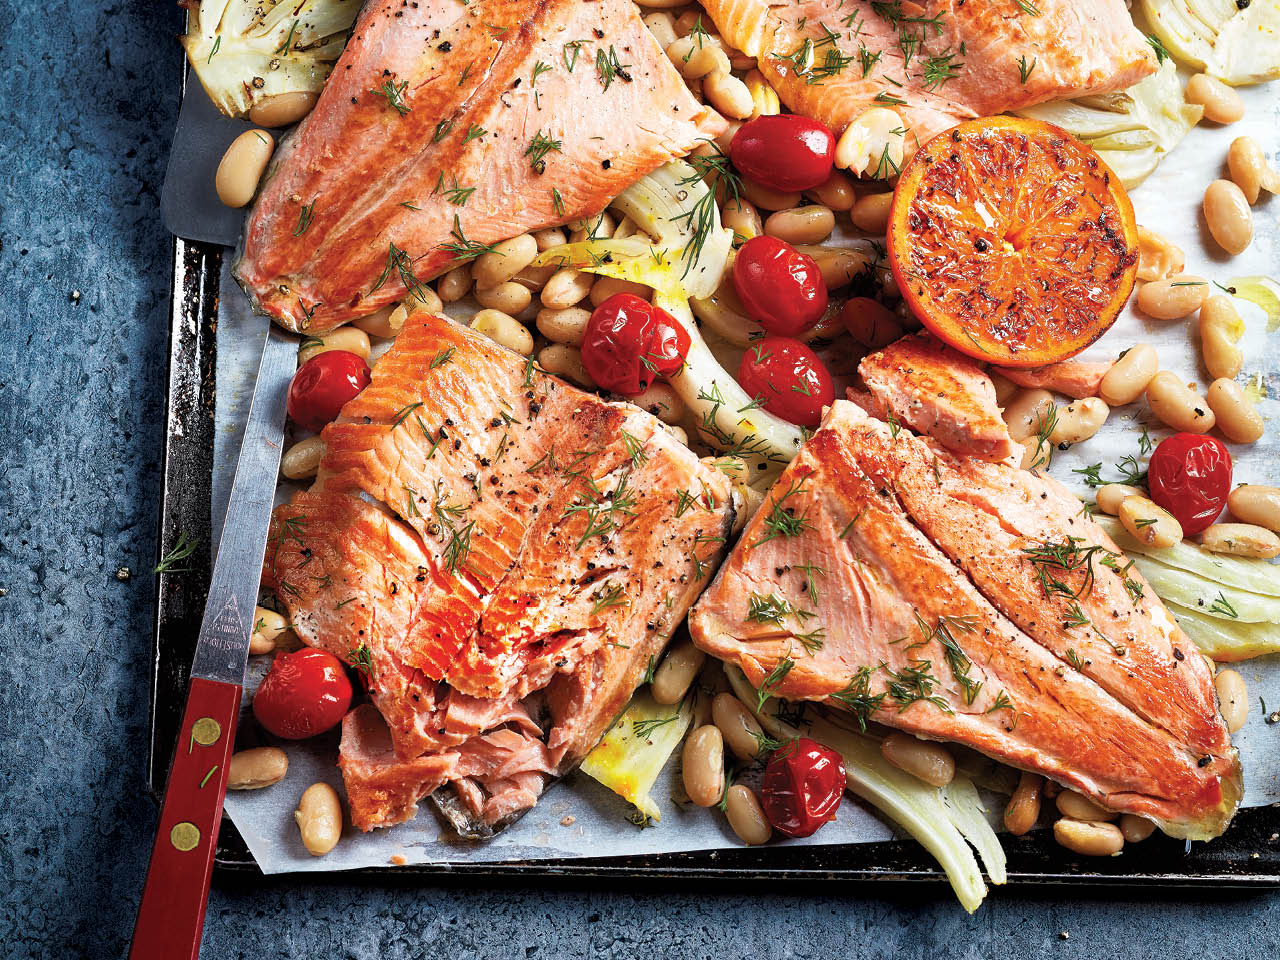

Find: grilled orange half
[888,116,1138,368]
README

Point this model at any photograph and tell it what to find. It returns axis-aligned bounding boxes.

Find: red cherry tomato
[287,350,371,432]
[760,737,846,838]
[580,293,690,396]
[737,336,834,428]
[1147,433,1233,535]
[733,236,828,336]
[252,649,354,740]
[730,114,836,192]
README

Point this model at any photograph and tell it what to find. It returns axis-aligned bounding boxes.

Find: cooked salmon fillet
[235,0,724,333]
[700,0,1155,163]
[265,313,735,830]
[854,332,1015,462]
[688,400,1240,839]
[994,359,1114,399]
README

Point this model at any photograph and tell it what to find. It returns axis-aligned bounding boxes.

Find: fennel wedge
[725,666,1005,913]
[1015,60,1201,188]
[580,688,694,822]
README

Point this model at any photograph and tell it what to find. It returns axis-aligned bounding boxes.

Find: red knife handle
[130,676,242,960]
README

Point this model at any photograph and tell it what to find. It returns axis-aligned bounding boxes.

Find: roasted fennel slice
[580,688,693,822]
[1140,0,1280,85]
[1015,61,1200,188]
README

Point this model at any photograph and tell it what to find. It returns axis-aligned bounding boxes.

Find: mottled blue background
[0,2,1277,957]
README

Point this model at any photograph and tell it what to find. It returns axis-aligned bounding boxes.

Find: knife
[130,325,296,960]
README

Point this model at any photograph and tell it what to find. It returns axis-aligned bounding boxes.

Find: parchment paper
[212,83,1280,875]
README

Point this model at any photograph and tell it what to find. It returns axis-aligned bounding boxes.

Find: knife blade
[130,324,296,960]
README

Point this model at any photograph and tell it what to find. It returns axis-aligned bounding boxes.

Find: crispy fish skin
[689,400,1240,840]
[700,0,1154,161]
[266,314,735,830]
[235,0,724,333]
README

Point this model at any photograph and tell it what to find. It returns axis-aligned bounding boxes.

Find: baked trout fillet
[688,400,1241,840]
[264,314,735,831]
[700,0,1155,168]
[235,0,724,333]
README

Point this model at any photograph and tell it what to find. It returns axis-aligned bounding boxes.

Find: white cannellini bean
[470,309,533,356]
[651,639,706,705]
[806,170,857,211]
[1054,818,1124,856]
[835,108,904,177]
[535,306,591,347]
[1002,388,1055,442]
[1145,371,1215,434]
[538,344,594,387]
[281,436,326,481]
[295,783,342,856]
[765,205,835,244]
[403,287,444,317]
[227,747,289,790]
[1214,668,1249,732]
[722,197,763,242]
[474,280,533,315]
[250,606,290,655]
[1206,378,1263,444]
[437,264,472,302]
[850,192,894,233]
[352,304,406,339]
[473,234,538,289]
[712,693,767,761]
[1096,483,1146,516]
[1199,523,1280,560]
[725,784,772,845]
[682,725,725,807]
[1056,790,1117,822]
[298,327,371,365]
[1226,136,1280,204]
[740,177,801,211]
[642,11,678,49]
[666,35,730,80]
[629,381,685,424]
[1047,397,1109,447]
[590,275,649,308]
[880,733,955,787]
[1185,73,1245,124]
[793,244,873,291]
[1119,814,1156,844]
[1098,344,1158,406]
[1203,180,1253,256]
[1227,485,1280,534]
[215,130,275,208]
[703,69,753,120]
[1198,296,1244,380]
[533,227,567,251]
[1136,276,1210,320]
[743,69,781,120]
[248,91,318,128]
[1119,495,1183,548]
[541,268,594,309]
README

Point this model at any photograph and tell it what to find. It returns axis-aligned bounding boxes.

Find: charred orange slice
[888,116,1138,368]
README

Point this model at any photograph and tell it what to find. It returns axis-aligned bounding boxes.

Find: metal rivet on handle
[191,717,222,746]
[170,822,201,852]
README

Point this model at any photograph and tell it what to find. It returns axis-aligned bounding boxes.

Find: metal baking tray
[146,234,1280,886]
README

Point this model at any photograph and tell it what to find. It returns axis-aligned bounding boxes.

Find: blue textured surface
[1,3,1278,958]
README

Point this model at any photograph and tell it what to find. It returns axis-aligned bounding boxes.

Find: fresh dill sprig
[632,713,678,738]
[524,129,563,172]
[756,657,796,713]
[372,78,411,116]
[293,200,316,237]
[155,531,200,574]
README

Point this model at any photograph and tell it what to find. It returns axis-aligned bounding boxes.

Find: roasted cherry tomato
[733,236,828,336]
[252,649,354,740]
[287,350,371,432]
[760,737,846,838]
[729,114,836,192]
[737,336,834,428]
[1147,433,1233,535]
[580,293,690,396]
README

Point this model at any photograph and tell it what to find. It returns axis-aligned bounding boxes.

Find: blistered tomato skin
[1147,433,1233,536]
[760,737,846,838]
[252,649,354,740]
[287,350,371,432]
[730,115,836,192]
[581,293,690,396]
[733,236,828,336]
[737,336,834,428]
